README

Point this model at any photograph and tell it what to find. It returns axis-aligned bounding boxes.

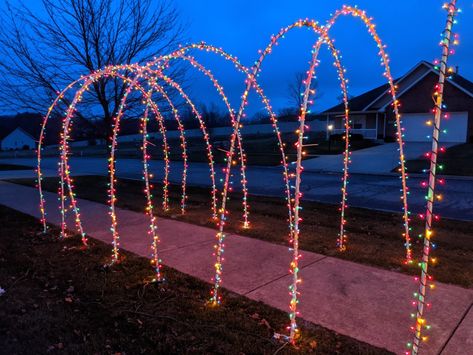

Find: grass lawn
[398,143,473,176]
[148,134,378,165]
[0,163,33,171]
[10,176,473,289]
[0,134,378,166]
[0,205,392,354]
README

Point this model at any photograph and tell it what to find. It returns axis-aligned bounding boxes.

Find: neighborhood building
[0,127,37,150]
[0,112,98,151]
[323,61,473,143]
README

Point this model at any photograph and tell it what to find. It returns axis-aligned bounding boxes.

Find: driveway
[303,142,457,174]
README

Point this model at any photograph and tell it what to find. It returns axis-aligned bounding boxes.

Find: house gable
[322,61,473,142]
[0,127,36,150]
[394,71,473,113]
[323,61,473,114]
[384,71,473,142]
[366,62,432,111]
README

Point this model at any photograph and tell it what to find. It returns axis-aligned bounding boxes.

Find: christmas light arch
[36,2,460,352]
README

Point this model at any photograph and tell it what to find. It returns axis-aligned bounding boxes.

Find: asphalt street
[1,157,472,221]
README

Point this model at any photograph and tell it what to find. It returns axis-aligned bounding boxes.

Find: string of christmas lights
[149,48,296,312]
[58,73,106,246]
[299,21,352,252]
[155,45,296,308]
[407,2,460,354]
[151,70,219,218]
[57,68,172,263]
[157,55,250,226]
[35,4,456,347]
[203,19,353,341]
[41,63,219,264]
[160,43,294,240]
[37,81,81,233]
[158,12,410,341]
[140,102,163,281]
[37,46,293,261]
[147,79,189,215]
[37,22,402,344]
[107,70,172,264]
[326,5,413,260]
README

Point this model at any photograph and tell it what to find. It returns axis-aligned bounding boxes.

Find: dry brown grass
[0,204,392,354]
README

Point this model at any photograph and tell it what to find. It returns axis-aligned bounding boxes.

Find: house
[323,61,473,143]
[0,112,99,150]
[0,127,36,150]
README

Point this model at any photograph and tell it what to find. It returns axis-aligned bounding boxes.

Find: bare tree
[287,71,321,115]
[200,103,230,128]
[0,0,186,140]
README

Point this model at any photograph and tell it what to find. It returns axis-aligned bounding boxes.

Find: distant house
[323,61,473,143]
[0,127,36,150]
[0,113,51,151]
[0,112,101,150]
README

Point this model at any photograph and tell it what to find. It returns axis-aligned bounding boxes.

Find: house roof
[324,82,393,113]
[0,126,36,141]
[0,113,44,141]
[450,71,473,95]
[0,112,96,145]
[323,60,473,113]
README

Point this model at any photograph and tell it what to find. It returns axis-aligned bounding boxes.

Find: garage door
[402,112,468,143]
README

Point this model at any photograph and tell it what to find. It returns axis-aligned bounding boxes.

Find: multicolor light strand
[327,5,413,260]
[207,19,353,341]
[407,2,459,354]
[148,78,189,214]
[107,70,171,264]
[162,43,294,240]
[37,80,80,233]
[157,54,249,225]
[34,5,457,347]
[58,74,99,246]
[140,103,162,281]
[57,68,171,264]
[37,45,294,262]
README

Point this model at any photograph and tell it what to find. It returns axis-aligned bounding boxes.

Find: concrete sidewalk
[0,180,471,354]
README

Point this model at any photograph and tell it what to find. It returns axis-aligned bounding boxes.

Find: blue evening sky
[175,0,473,114]
[14,1,473,115]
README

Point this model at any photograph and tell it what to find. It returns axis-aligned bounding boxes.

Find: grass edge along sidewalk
[0,204,392,355]
[9,175,473,289]
[0,181,471,354]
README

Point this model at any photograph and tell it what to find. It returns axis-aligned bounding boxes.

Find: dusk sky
[17,1,473,116]
[175,0,473,114]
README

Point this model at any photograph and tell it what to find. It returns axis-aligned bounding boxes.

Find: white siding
[1,128,36,150]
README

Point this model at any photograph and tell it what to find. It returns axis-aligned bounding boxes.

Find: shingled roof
[323,61,473,113]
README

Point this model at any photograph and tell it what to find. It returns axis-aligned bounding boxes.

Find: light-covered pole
[411,1,458,354]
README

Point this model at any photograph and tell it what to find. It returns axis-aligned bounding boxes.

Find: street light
[327,124,334,153]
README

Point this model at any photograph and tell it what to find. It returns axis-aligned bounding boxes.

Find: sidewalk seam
[438,299,473,355]
[243,256,328,296]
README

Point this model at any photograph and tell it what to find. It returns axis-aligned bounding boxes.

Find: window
[352,116,366,129]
